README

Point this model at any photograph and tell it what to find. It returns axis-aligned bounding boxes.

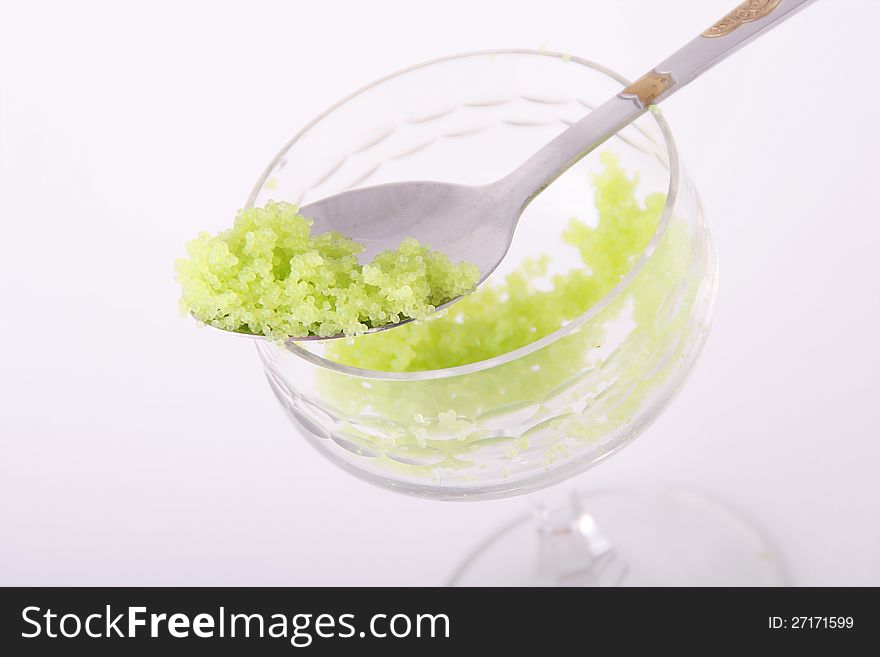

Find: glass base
[448,488,785,586]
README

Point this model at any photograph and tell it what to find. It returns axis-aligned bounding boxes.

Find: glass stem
[534,490,629,586]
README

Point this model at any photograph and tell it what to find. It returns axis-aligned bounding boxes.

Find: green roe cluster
[175,202,481,339]
[304,151,700,480]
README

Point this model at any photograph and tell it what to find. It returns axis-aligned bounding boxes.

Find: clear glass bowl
[250,50,717,501]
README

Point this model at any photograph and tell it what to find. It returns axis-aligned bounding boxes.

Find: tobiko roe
[175,203,481,339]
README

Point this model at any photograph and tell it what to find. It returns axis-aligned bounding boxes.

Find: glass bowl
[250,50,717,501]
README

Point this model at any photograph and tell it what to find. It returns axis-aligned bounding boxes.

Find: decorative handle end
[702,0,782,38]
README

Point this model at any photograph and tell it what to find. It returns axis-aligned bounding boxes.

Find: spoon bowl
[299,179,517,278]
[202,180,517,342]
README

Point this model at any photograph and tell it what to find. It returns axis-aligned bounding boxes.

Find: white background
[1,0,878,586]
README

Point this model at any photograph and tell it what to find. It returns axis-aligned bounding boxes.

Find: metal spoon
[233,0,815,342]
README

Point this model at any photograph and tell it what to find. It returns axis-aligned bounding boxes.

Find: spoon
[246,0,815,342]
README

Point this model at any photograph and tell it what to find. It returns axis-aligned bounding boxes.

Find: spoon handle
[503,0,816,208]
[622,0,816,107]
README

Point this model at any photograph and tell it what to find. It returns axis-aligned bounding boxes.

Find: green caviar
[326,151,663,371]
[304,152,704,481]
[175,202,480,339]
[264,151,714,486]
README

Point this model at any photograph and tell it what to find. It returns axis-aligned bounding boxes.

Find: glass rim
[248,48,680,381]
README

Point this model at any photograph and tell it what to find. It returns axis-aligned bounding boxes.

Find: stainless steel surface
[221,0,815,342]
[641,0,816,104]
